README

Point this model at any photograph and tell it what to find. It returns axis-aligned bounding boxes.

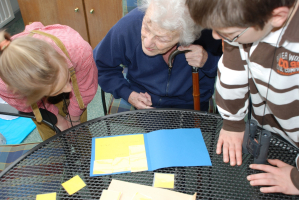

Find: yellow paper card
[95,134,144,160]
[99,189,121,200]
[132,192,152,200]
[153,173,175,189]
[129,145,148,172]
[130,153,148,172]
[129,145,146,155]
[61,175,86,195]
[112,157,130,172]
[93,159,113,174]
[36,192,56,200]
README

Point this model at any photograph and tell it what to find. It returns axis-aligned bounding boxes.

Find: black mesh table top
[0,109,298,199]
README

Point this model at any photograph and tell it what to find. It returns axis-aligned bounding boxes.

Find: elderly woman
[0,23,98,140]
[94,0,222,111]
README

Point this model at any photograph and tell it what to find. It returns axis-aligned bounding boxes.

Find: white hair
[138,0,202,46]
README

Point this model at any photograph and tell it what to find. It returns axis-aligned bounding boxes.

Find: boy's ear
[270,7,291,28]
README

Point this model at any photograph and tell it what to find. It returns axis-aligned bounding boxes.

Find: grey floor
[3,12,111,144]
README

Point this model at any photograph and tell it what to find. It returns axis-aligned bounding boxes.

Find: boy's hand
[216,129,244,166]
[248,159,299,195]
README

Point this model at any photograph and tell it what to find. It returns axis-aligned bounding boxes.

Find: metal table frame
[0,109,298,199]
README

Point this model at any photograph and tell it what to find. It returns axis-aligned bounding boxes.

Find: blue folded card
[90,128,212,177]
[0,117,36,145]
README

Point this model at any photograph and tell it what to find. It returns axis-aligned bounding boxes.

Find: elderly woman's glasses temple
[216,27,250,43]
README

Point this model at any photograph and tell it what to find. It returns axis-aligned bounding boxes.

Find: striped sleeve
[215,42,249,132]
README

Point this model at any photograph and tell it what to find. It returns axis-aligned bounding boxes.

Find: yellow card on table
[93,159,113,174]
[132,192,152,200]
[99,189,121,200]
[130,153,148,172]
[112,157,130,172]
[94,134,148,174]
[36,192,56,200]
[95,134,145,160]
[129,145,146,155]
[153,173,175,189]
[61,175,86,195]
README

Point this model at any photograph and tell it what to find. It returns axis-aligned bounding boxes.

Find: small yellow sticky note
[99,189,121,200]
[112,157,130,172]
[153,173,175,189]
[36,192,56,200]
[129,145,146,155]
[132,192,152,200]
[61,175,86,195]
[129,145,148,172]
[130,153,148,172]
[94,159,113,174]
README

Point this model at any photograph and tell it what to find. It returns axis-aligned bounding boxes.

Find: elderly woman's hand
[128,91,153,110]
[178,45,208,68]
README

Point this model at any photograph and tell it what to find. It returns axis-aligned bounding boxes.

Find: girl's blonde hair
[0,30,68,105]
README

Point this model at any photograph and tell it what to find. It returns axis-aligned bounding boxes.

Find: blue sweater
[94,8,222,109]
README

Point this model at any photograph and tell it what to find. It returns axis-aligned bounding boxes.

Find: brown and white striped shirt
[216,8,299,147]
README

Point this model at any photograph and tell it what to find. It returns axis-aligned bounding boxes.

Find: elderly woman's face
[141,4,180,56]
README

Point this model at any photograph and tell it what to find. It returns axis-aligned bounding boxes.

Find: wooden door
[56,0,89,42]
[18,0,59,26]
[84,0,122,48]
[18,0,89,42]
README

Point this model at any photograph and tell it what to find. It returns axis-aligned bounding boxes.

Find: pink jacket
[0,22,98,117]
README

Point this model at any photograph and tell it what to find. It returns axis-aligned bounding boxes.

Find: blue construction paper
[90,128,212,177]
[144,129,211,170]
[0,118,36,144]
[90,138,96,176]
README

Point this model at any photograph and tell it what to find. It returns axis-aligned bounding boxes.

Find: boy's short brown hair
[186,0,296,29]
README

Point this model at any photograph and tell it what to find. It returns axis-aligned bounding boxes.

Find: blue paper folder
[90,128,212,177]
[0,117,36,144]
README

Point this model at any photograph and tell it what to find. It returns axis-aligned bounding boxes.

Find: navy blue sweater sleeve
[93,10,143,101]
[194,29,222,79]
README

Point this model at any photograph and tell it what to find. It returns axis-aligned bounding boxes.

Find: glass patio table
[0,109,298,199]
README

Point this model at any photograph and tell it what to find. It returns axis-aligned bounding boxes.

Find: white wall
[10,0,19,13]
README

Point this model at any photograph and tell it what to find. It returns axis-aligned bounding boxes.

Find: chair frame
[101,89,108,116]
[0,104,60,133]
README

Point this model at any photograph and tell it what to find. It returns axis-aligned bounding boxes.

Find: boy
[187,0,299,195]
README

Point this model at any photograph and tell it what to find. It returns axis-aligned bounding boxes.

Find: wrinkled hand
[178,45,208,68]
[55,114,70,131]
[247,159,299,195]
[216,129,244,166]
[128,91,153,109]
